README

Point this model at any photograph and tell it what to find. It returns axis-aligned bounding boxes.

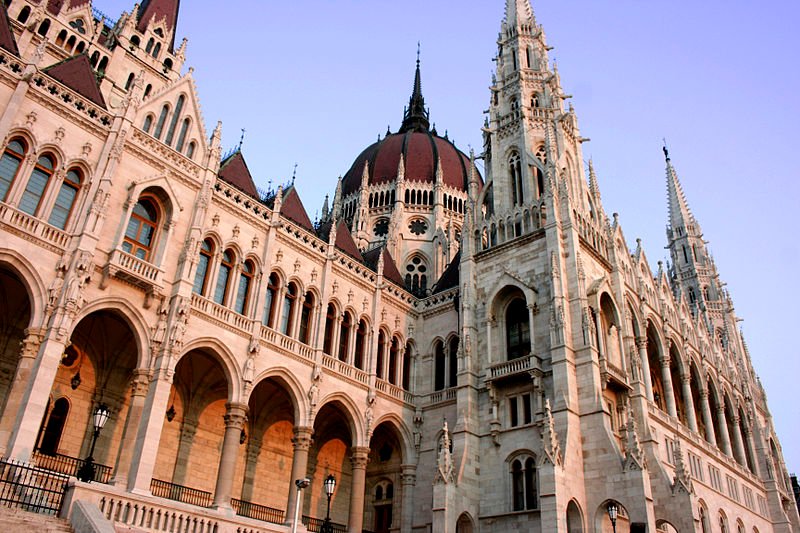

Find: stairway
[0,506,73,532]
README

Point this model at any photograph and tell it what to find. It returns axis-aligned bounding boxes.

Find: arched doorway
[567,499,584,533]
[595,500,629,533]
[366,421,405,533]
[309,401,355,526]
[0,265,33,420]
[456,512,475,533]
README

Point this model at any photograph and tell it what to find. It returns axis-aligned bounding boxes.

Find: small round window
[409,219,428,235]
[373,219,389,237]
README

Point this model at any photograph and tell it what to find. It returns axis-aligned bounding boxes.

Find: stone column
[400,464,417,533]
[5,330,70,461]
[212,402,248,509]
[636,337,653,402]
[716,405,732,457]
[348,446,370,533]
[730,413,747,467]
[0,328,41,456]
[285,426,313,527]
[699,389,717,445]
[681,375,698,433]
[126,368,176,493]
[527,303,536,356]
[111,369,150,487]
[743,426,760,476]
[240,435,262,503]
[171,417,199,486]
[660,355,677,417]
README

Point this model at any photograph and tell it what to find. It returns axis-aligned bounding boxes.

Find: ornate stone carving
[434,420,454,484]
[541,399,563,467]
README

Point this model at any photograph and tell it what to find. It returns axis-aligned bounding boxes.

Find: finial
[417,41,421,66]
[237,128,245,151]
[292,163,297,184]
[662,138,670,161]
[386,124,391,136]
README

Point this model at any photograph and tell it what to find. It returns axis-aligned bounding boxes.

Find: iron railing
[231,498,285,524]
[303,515,348,533]
[150,478,213,508]
[0,458,68,515]
[32,449,112,483]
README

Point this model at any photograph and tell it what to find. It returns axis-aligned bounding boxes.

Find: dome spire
[400,43,430,133]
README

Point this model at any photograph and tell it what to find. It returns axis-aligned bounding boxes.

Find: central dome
[341,57,481,197]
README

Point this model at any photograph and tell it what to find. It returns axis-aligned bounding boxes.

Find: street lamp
[291,478,310,533]
[77,403,110,482]
[321,474,336,533]
[607,502,619,533]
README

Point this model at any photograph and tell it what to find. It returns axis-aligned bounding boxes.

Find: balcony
[600,358,631,391]
[488,354,541,382]
[0,203,70,252]
[102,249,163,302]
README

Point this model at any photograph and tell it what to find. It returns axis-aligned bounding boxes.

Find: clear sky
[97,1,799,470]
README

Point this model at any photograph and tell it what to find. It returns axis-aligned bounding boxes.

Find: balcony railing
[376,379,413,404]
[103,249,163,293]
[428,387,457,404]
[0,203,70,250]
[191,293,251,332]
[488,354,538,380]
[231,498,284,524]
[303,515,347,532]
[32,449,112,484]
[150,478,212,508]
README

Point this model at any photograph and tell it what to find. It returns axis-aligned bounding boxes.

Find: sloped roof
[334,221,362,260]
[137,0,180,50]
[363,246,405,288]
[46,0,90,15]
[280,186,314,232]
[0,4,19,56]
[432,251,460,294]
[218,151,258,197]
[43,55,106,108]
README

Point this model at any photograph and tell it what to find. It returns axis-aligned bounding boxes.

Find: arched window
[719,512,729,533]
[699,505,710,533]
[376,330,387,379]
[506,298,531,360]
[234,259,254,315]
[509,153,523,206]
[56,29,67,46]
[298,292,314,344]
[75,41,85,54]
[17,6,30,23]
[388,336,399,385]
[122,197,159,260]
[338,311,352,362]
[125,73,135,91]
[153,104,169,139]
[145,38,154,53]
[213,249,235,305]
[354,319,367,369]
[531,93,540,108]
[404,256,428,297]
[48,168,82,229]
[192,238,214,295]
[164,95,185,146]
[279,282,297,335]
[65,35,76,52]
[176,118,190,152]
[89,51,100,67]
[186,141,197,159]
[510,455,537,511]
[262,273,279,327]
[144,84,152,99]
[37,19,50,37]
[130,35,140,49]
[448,336,459,388]
[152,42,161,58]
[97,56,108,74]
[163,58,173,72]
[402,342,412,391]
[323,303,336,355]
[39,397,69,455]
[19,154,55,215]
[0,139,27,201]
[434,340,445,391]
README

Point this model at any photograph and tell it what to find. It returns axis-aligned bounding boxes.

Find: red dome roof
[342,130,481,196]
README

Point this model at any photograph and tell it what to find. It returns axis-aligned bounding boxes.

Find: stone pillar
[348,446,370,533]
[212,402,248,509]
[400,464,417,533]
[171,417,199,486]
[240,435,262,503]
[730,413,747,467]
[699,389,717,445]
[681,375,698,433]
[636,337,653,402]
[716,405,732,457]
[660,356,677,417]
[111,370,150,486]
[126,368,175,493]
[0,328,42,456]
[285,426,313,527]
[5,331,69,461]
[743,426,760,476]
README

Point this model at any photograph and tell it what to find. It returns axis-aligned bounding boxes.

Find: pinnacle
[664,148,696,235]
[399,46,430,133]
[505,0,535,27]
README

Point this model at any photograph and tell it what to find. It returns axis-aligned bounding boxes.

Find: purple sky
[97,1,799,470]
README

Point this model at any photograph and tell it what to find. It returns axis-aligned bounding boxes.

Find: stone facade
[0,1,796,533]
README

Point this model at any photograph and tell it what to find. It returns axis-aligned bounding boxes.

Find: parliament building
[0,0,796,532]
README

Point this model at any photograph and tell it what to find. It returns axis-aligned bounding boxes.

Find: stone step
[0,507,73,532]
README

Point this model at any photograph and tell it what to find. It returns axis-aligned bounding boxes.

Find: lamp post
[291,478,310,533]
[607,502,619,533]
[321,474,336,533]
[77,403,110,482]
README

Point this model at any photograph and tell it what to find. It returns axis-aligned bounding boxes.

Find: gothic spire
[664,146,698,239]
[504,0,535,28]
[399,45,430,133]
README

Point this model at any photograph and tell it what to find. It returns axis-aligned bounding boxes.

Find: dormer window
[154,28,164,37]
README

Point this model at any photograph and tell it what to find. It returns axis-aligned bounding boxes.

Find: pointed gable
[43,55,106,109]
[218,151,258,197]
[138,0,180,49]
[432,251,460,294]
[334,221,362,260]
[0,4,19,56]
[280,186,314,232]
[381,248,405,288]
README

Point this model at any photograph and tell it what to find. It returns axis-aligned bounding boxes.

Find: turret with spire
[399,45,430,133]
